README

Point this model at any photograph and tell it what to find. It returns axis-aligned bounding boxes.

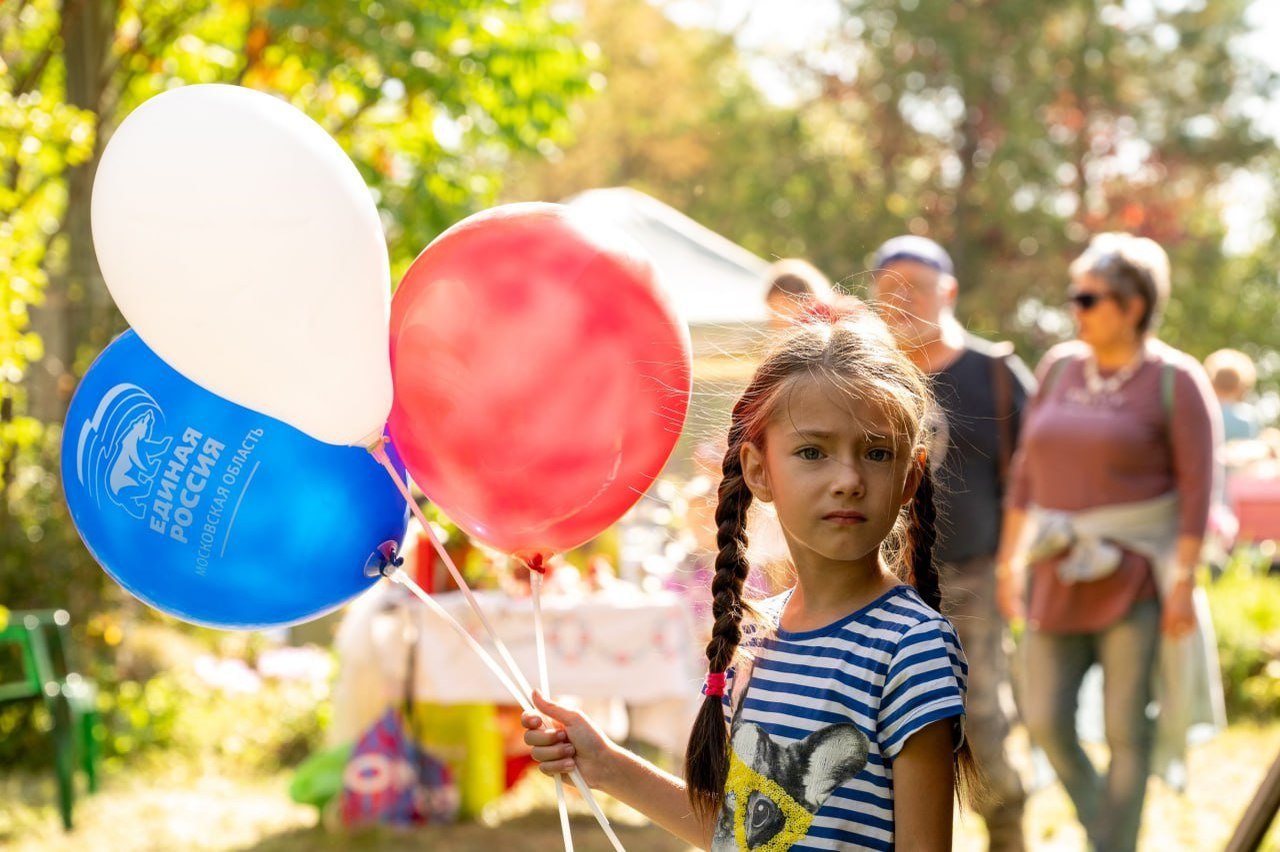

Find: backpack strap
[1040,354,1072,399]
[989,341,1015,487]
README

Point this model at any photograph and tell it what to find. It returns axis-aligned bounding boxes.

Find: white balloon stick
[532,568,575,852]
[370,442,533,696]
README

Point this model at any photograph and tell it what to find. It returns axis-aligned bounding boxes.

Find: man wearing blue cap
[871,235,1034,852]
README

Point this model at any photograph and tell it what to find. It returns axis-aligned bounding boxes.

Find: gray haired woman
[996,233,1225,851]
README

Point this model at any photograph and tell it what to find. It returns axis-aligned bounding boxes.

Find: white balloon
[91,84,392,446]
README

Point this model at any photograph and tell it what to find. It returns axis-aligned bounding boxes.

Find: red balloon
[388,203,692,560]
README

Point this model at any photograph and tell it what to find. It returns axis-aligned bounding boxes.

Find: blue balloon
[61,331,409,629]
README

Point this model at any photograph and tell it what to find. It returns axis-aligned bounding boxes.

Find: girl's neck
[782,560,900,633]
[1090,335,1146,370]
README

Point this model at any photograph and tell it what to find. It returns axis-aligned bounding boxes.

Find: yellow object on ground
[408,702,505,820]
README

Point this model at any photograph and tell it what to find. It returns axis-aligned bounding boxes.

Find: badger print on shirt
[712,718,870,851]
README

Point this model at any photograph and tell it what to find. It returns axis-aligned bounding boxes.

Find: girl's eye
[797,447,823,461]
[867,447,894,462]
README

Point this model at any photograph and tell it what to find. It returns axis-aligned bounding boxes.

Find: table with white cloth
[409,587,703,756]
[325,581,703,818]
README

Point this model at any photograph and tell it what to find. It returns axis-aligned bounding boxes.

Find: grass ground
[3,722,1280,851]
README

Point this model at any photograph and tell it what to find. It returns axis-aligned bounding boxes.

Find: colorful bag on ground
[340,707,459,827]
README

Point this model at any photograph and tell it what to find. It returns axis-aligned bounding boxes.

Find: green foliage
[0,618,334,774]
[0,90,93,377]
[0,1,96,476]
[95,661,330,773]
[1207,549,1280,720]
[506,0,814,260]
[77,0,595,275]
[0,427,113,616]
[810,0,1280,356]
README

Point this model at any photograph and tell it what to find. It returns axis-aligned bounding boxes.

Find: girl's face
[740,376,922,577]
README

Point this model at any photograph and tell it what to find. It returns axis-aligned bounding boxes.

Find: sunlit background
[3,1,1280,849]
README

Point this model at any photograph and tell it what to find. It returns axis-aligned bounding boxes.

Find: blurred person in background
[1204,347,1273,474]
[764,258,839,331]
[997,233,1225,851]
[1204,347,1262,444]
[1203,349,1273,569]
[871,234,1033,851]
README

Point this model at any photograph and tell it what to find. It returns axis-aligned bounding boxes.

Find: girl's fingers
[530,742,576,763]
[523,727,567,748]
[531,689,581,727]
[539,757,578,776]
[521,712,544,730]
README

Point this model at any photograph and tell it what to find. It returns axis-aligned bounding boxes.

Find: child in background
[1204,348,1268,564]
[524,313,979,851]
[764,258,839,332]
[1205,348,1261,444]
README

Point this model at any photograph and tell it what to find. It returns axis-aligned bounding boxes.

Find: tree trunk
[27,0,114,424]
[952,85,988,292]
[953,109,979,287]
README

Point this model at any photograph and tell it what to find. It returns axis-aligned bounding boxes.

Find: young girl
[523,314,979,851]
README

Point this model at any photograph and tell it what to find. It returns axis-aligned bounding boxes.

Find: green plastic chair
[0,608,100,829]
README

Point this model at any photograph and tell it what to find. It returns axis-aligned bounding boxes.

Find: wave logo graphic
[75,383,173,519]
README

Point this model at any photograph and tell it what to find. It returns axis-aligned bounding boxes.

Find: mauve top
[1007,340,1219,633]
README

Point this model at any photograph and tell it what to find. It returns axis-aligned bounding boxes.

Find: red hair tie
[702,671,727,697]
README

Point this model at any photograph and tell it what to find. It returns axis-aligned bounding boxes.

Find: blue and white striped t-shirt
[713,584,967,852]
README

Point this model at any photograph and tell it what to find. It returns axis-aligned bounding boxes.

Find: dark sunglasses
[1066,291,1115,311]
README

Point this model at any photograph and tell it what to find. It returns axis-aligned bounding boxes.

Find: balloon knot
[365,540,405,578]
[523,553,547,575]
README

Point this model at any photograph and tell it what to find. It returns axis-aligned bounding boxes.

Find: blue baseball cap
[871,235,954,276]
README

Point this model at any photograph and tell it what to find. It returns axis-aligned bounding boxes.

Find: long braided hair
[683,312,981,819]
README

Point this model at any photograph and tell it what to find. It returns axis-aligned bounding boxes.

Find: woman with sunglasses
[994,233,1224,851]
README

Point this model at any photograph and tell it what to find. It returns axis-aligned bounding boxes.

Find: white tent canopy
[563,187,771,359]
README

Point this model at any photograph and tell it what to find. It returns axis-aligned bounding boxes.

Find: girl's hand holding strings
[522,690,618,791]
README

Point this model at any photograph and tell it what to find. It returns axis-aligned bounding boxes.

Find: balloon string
[532,569,575,852]
[392,559,624,850]
[369,441,535,699]
[370,443,625,852]
[386,567,531,712]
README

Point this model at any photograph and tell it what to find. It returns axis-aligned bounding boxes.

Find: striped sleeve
[876,618,967,760]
